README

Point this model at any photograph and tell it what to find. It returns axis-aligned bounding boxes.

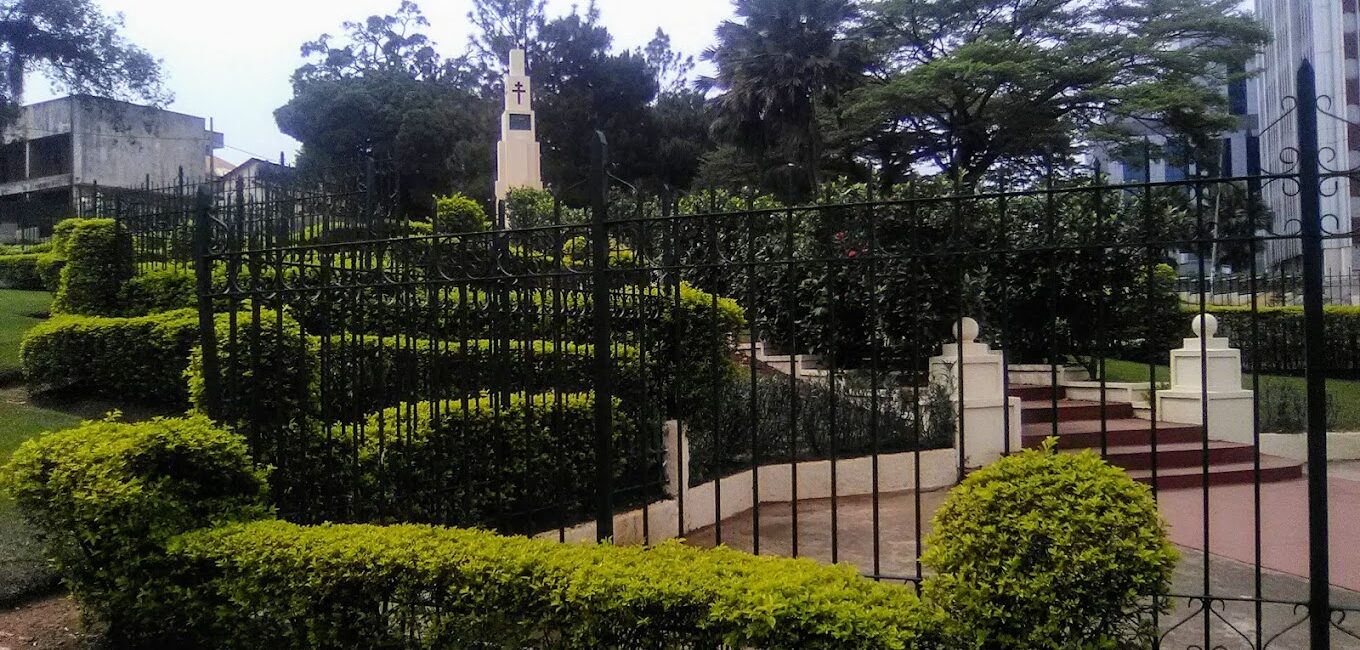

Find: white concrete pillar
[929,317,1023,467]
[662,419,688,498]
[1156,314,1255,444]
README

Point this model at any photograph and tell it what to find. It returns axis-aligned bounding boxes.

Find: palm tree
[701,0,864,196]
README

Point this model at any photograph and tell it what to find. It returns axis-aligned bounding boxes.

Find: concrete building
[0,95,223,242]
[1254,0,1357,276]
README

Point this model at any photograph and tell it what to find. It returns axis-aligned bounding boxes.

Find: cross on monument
[512,81,526,105]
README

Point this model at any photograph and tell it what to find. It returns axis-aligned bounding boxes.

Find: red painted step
[1022,419,1203,449]
[1008,385,1065,401]
[1097,441,1258,471]
[1126,457,1303,489]
[1010,388,1304,488]
[1021,400,1135,424]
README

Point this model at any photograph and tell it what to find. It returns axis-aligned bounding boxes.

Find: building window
[28,134,72,178]
[0,142,23,183]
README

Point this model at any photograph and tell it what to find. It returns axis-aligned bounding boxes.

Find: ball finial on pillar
[954,317,980,343]
[1191,313,1218,339]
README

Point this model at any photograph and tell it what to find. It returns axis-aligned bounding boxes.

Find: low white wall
[1258,431,1360,462]
[545,443,960,545]
[1008,364,1090,386]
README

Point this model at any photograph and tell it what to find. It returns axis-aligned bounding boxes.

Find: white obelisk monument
[494,48,543,201]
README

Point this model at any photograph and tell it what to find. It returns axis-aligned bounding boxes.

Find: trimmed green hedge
[290,282,742,418]
[20,309,200,404]
[170,522,939,649]
[1192,304,1360,376]
[321,334,658,420]
[356,392,633,530]
[0,252,62,291]
[187,310,319,432]
[52,218,135,315]
[2,417,1177,649]
[0,417,268,646]
[120,266,197,315]
[0,253,42,289]
[22,308,314,413]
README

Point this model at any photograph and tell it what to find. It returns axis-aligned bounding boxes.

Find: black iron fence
[185,62,1355,649]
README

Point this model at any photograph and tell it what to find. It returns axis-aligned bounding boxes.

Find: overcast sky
[28,0,736,165]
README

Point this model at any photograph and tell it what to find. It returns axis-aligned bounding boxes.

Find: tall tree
[847,0,1268,186]
[643,28,694,95]
[0,0,167,126]
[277,2,496,211]
[466,0,545,77]
[702,0,865,196]
[530,4,658,200]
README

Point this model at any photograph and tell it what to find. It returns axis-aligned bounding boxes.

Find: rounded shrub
[433,193,490,233]
[921,441,1178,649]
[0,416,269,645]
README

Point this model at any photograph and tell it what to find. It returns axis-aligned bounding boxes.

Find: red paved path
[1156,475,1360,591]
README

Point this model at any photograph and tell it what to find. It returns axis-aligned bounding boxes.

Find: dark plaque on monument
[509,114,532,131]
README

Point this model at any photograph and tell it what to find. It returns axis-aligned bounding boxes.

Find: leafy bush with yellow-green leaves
[0,240,63,291]
[119,266,198,315]
[922,441,1178,650]
[356,392,634,530]
[432,192,490,232]
[169,522,942,649]
[0,416,269,646]
[0,253,44,289]
[51,218,135,315]
[20,308,200,403]
[2,417,1176,649]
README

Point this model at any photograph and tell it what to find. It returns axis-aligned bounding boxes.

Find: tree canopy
[277,0,1269,206]
[0,0,168,127]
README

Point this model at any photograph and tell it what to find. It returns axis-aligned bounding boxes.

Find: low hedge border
[1186,304,1360,376]
[355,392,635,530]
[0,252,63,291]
[1,417,1177,650]
[321,334,656,420]
[20,308,200,404]
[171,521,939,649]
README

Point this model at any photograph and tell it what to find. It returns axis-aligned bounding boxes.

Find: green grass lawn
[0,290,100,605]
[0,289,51,381]
[0,390,83,605]
[1101,358,1360,431]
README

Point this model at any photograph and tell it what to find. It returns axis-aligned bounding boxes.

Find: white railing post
[1156,314,1254,443]
[929,317,1023,466]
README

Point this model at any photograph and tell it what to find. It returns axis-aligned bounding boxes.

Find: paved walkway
[684,464,1360,649]
[1156,474,1360,592]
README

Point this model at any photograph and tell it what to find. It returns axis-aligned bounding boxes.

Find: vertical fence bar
[590,131,615,542]
[193,185,221,419]
[1296,59,1331,650]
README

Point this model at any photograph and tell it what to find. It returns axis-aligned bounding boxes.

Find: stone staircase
[1011,385,1303,488]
